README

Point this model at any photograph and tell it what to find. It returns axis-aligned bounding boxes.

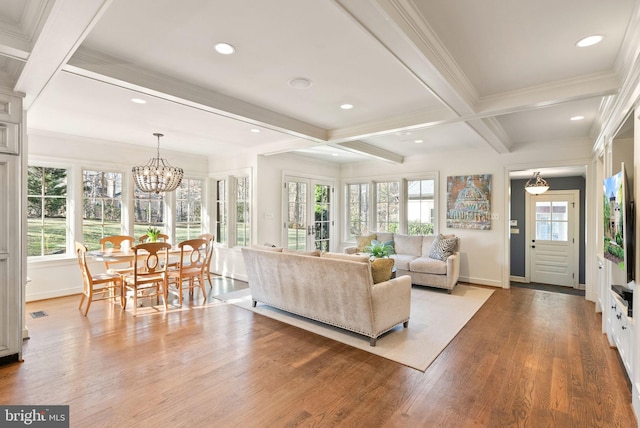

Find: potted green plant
[364,241,394,258]
[147,226,160,242]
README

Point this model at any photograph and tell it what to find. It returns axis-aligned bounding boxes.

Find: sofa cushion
[429,234,458,261]
[282,248,321,257]
[371,258,395,283]
[421,235,436,256]
[321,252,370,264]
[410,257,447,275]
[251,244,283,252]
[394,234,422,257]
[391,254,418,270]
[375,232,394,243]
[355,233,376,252]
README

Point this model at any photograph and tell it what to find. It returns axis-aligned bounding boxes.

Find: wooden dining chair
[100,235,135,274]
[121,242,172,316]
[138,233,170,243]
[197,233,215,286]
[75,241,122,316]
[165,238,209,306]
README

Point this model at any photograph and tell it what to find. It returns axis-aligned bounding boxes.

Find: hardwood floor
[1,278,636,427]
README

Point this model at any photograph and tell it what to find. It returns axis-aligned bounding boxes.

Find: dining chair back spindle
[100,235,135,275]
[197,233,215,286]
[121,242,172,316]
[166,238,209,306]
[75,241,122,316]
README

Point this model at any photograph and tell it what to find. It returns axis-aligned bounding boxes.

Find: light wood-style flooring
[1,277,636,427]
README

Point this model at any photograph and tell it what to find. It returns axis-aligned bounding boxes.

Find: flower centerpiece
[147,226,160,242]
[364,240,394,259]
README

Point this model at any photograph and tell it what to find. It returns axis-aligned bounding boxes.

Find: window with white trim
[347,183,369,239]
[376,181,400,233]
[27,166,68,257]
[407,179,435,235]
[176,178,203,242]
[133,186,165,240]
[235,176,250,247]
[216,179,227,244]
[82,170,123,250]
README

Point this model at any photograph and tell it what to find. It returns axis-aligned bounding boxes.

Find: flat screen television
[603,163,634,287]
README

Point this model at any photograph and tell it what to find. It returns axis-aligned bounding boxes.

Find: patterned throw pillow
[429,234,458,261]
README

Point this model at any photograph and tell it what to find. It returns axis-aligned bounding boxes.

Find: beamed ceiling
[0,0,638,171]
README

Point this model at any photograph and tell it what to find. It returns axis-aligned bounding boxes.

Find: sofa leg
[447,289,452,294]
[252,300,257,308]
[403,321,409,328]
[369,337,377,347]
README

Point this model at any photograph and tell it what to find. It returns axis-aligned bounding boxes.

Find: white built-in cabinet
[0,92,22,363]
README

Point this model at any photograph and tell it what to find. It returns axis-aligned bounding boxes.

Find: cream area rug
[216,284,494,372]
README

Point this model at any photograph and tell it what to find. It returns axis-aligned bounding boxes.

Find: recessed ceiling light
[340,104,354,110]
[250,128,261,133]
[214,42,236,55]
[576,35,604,47]
[570,115,585,121]
[131,98,146,104]
[414,139,424,144]
[288,77,312,89]
[332,153,339,157]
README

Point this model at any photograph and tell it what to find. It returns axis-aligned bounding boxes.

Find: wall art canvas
[446,174,492,230]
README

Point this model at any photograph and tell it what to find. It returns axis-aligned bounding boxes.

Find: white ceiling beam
[14,0,113,109]
[336,140,404,163]
[65,48,329,143]
[476,72,620,117]
[328,107,456,142]
[333,0,512,154]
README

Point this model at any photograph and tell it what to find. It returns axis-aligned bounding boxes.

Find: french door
[527,190,579,287]
[284,176,333,251]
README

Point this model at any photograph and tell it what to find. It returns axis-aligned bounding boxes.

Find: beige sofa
[345,232,460,293]
[241,247,412,346]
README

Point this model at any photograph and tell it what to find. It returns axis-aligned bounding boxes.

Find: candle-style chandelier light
[132,133,184,194]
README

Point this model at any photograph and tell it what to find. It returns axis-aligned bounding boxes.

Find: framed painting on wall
[446,174,491,230]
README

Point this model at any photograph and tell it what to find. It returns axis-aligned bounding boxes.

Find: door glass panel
[536,221,551,240]
[536,202,551,221]
[552,202,568,221]
[287,181,307,250]
[552,221,568,241]
[314,184,331,251]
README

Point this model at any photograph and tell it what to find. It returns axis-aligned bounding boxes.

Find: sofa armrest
[344,246,358,254]
[446,252,461,287]
[370,275,412,334]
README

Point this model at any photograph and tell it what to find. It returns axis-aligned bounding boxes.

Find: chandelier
[524,172,550,195]
[132,133,184,193]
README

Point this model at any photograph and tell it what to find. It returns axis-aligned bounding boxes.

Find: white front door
[284,176,333,251]
[528,190,579,287]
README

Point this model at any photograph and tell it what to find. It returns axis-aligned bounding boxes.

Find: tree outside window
[133,186,165,240]
[347,183,369,239]
[82,170,123,250]
[235,176,250,246]
[216,179,227,244]
[27,166,68,257]
[176,178,203,242]
[376,181,400,233]
[407,179,435,235]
